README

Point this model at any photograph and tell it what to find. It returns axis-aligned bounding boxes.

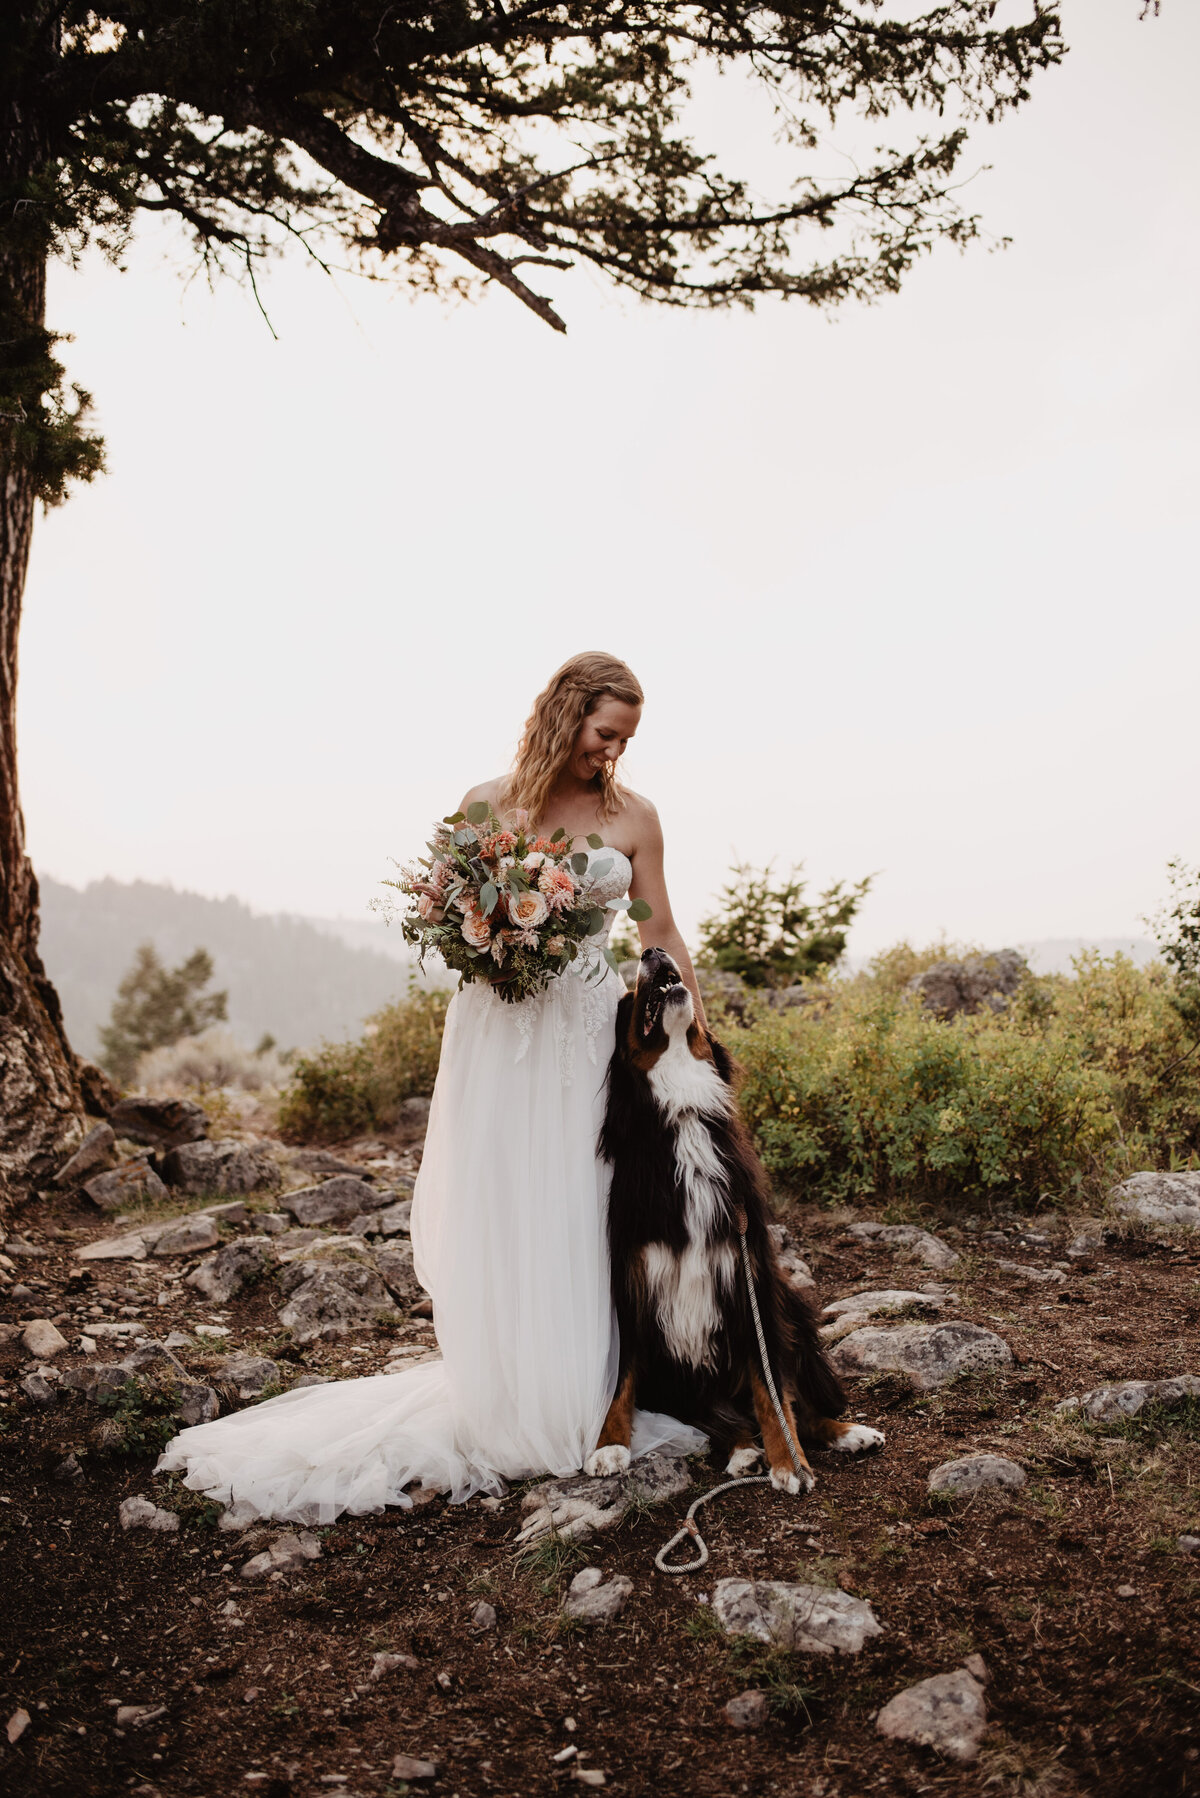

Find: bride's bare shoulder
[457,776,507,813]
[617,786,662,846]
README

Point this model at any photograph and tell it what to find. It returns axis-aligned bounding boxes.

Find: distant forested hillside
[38,876,425,1061]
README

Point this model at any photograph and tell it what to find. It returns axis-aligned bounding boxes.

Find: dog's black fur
[594,949,851,1483]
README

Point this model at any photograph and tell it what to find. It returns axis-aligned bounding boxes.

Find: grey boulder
[119,1495,180,1533]
[875,1665,988,1762]
[1109,1171,1200,1230]
[516,1453,692,1545]
[108,1095,207,1148]
[375,1242,420,1304]
[83,1159,169,1213]
[830,1321,1012,1391]
[928,1453,1026,1496]
[21,1372,56,1405]
[906,950,1026,1019]
[713,1579,882,1655]
[378,1198,413,1236]
[149,1215,220,1257]
[162,1138,282,1196]
[281,1176,380,1227]
[212,1353,281,1399]
[186,1237,275,1302]
[562,1567,634,1623]
[847,1222,959,1270]
[22,1319,69,1359]
[54,1123,118,1187]
[276,1259,396,1342]
[240,1531,322,1579]
[1054,1374,1200,1423]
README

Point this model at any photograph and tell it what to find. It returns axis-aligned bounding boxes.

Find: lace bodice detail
[578,846,634,945]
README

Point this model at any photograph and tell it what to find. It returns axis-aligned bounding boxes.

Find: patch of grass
[513,1528,591,1597]
[725,1640,818,1723]
[1082,1396,1200,1449]
[683,1605,724,1645]
[158,1477,221,1530]
[92,1377,181,1459]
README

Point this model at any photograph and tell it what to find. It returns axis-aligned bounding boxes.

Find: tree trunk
[0,108,83,1207]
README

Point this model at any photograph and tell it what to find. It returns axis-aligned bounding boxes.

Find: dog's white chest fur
[642,1012,737,1368]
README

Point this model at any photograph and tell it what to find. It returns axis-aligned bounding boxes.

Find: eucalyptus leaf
[443,812,465,825]
[606,896,631,910]
[480,881,498,917]
[628,898,653,922]
[602,947,621,974]
[466,800,491,825]
[586,908,606,936]
[571,852,589,877]
[591,856,613,879]
[586,833,604,849]
[550,827,567,843]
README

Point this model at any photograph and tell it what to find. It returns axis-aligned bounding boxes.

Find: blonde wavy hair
[502,652,644,828]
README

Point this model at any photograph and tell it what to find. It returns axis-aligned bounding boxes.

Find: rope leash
[655,1225,808,1575]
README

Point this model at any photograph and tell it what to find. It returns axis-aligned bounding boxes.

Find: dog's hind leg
[808,1416,886,1455]
[750,1371,815,1494]
[585,1365,635,1478]
[725,1437,763,1477]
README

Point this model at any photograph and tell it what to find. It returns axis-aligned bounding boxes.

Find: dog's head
[611,947,733,1080]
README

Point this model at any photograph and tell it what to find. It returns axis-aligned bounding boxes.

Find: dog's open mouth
[640,964,685,1037]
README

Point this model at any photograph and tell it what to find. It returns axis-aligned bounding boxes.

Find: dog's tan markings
[687,1022,715,1063]
[750,1370,815,1492]
[594,1366,636,1454]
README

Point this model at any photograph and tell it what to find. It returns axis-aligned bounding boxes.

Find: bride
[157,651,708,1523]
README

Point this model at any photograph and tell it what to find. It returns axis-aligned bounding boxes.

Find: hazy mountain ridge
[38,875,423,1061]
[38,873,1160,1067]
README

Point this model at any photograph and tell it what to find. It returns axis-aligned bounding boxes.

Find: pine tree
[98,944,229,1086]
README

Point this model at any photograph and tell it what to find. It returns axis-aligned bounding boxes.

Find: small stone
[563,1569,634,1623]
[242,1687,261,1703]
[75,1233,149,1263]
[239,1531,321,1579]
[218,1501,262,1534]
[281,1177,380,1228]
[177,1384,221,1426]
[378,1199,413,1236]
[194,1324,231,1338]
[120,1496,180,1533]
[1054,1375,1200,1424]
[574,1769,606,1788]
[187,1239,275,1303]
[54,1123,118,1187]
[82,1160,170,1213]
[213,1353,281,1399]
[997,1259,1066,1285]
[348,1211,382,1238]
[2,1236,47,1258]
[109,1095,207,1148]
[1177,1535,1200,1555]
[53,1454,84,1482]
[1116,1584,1137,1599]
[79,1335,97,1355]
[830,1321,1012,1392]
[21,1373,56,1406]
[846,1222,960,1270]
[114,1704,167,1728]
[723,1689,769,1729]
[713,1580,882,1655]
[470,1601,497,1630]
[876,1668,987,1763]
[256,1212,291,1235]
[927,1454,1026,1496]
[962,1654,988,1683]
[6,1708,31,1744]
[370,1651,419,1680]
[150,1216,220,1258]
[553,1745,578,1763]
[390,1754,438,1782]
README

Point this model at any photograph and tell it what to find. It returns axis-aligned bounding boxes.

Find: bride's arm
[626,798,708,1030]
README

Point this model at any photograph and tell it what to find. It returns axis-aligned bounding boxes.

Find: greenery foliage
[93,1377,182,1459]
[697,862,872,987]
[98,943,228,1085]
[278,985,451,1143]
[716,947,1200,1207]
[1147,856,1200,1038]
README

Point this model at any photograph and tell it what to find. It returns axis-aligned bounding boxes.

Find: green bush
[278,984,451,1143]
[719,949,1200,1210]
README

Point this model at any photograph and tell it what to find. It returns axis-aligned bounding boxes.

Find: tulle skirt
[157,965,703,1523]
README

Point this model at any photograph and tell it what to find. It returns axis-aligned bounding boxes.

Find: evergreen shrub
[278,985,451,1143]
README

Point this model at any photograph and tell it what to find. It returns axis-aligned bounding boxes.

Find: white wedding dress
[157,850,704,1523]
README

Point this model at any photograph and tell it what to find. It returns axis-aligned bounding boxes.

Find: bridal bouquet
[377,802,651,1004]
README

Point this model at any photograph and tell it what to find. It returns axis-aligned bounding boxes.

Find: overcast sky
[20,0,1198,956]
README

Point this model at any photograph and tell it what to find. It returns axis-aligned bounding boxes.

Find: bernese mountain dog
[586,946,884,1491]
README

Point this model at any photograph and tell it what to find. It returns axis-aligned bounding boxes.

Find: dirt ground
[2,1154,1199,1798]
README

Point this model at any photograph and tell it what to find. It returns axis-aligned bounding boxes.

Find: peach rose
[417,893,443,922]
[460,904,493,951]
[509,889,549,932]
[522,851,546,872]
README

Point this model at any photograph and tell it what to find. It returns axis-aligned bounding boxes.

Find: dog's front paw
[725,1445,762,1478]
[584,1444,631,1478]
[828,1423,885,1455]
[770,1462,816,1496]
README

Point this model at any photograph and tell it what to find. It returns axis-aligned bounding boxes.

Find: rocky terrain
[1,1103,1198,1798]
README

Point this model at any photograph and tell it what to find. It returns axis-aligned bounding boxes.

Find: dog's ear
[707,1031,737,1086]
[600,993,649,1164]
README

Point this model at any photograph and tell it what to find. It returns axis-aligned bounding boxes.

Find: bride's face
[570,697,641,783]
